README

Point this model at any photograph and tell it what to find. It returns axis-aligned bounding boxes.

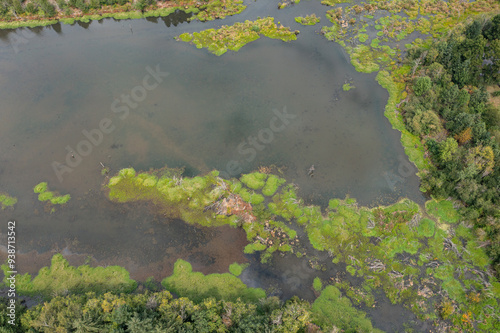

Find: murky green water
[0,1,426,330]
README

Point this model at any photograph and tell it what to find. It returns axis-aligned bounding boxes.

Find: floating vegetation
[195,0,246,22]
[342,83,355,91]
[105,165,499,330]
[426,198,460,224]
[294,14,320,26]
[1,254,136,299]
[33,182,71,206]
[105,168,298,262]
[177,17,298,56]
[313,277,323,292]
[0,192,17,210]
[321,0,352,6]
[302,197,500,331]
[228,262,248,276]
[312,286,383,333]
[162,259,265,303]
[319,0,500,80]
[278,0,299,10]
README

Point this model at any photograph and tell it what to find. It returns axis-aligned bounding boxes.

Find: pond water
[0,1,426,331]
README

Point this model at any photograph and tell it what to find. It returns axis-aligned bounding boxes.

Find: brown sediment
[0,224,248,283]
[129,113,210,173]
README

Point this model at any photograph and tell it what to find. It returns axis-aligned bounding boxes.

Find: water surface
[0,4,425,331]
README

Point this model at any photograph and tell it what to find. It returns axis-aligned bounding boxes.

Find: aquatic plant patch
[0,192,17,210]
[162,259,265,302]
[312,286,383,333]
[228,262,248,276]
[177,17,298,56]
[195,0,246,22]
[33,182,71,205]
[2,254,136,299]
[295,14,320,26]
[105,168,300,262]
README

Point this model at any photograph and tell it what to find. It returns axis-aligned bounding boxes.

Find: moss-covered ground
[0,192,17,210]
[105,168,301,262]
[161,259,265,303]
[2,254,137,299]
[33,182,71,209]
[312,285,383,333]
[104,165,500,331]
[195,0,246,22]
[177,17,298,56]
[229,262,248,276]
[295,14,320,26]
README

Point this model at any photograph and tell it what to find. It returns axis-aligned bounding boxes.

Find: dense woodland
[0,288,382,332]
[403,15,500,276]
[0,0,160,19]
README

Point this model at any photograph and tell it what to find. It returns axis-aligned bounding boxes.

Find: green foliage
[177,17,298,56]
[15,290,317,332]
[414,76,432,96]
[295,14,320,26]
[0,192,17,210]
[161,259,265,303]
[3,254,136,299]
[33,182,48,193]
[33,182,70,205]
[261,174,285,196]
[241,172,267,190]
[342,83,355,91]
[196,0,246,22]
[321,0,352,5]
[229,262,248,276]
[417,218,435,237]
[425,199,459,224]
[312,286,382,332]
[348,45,380,73]
[313,277,323,292]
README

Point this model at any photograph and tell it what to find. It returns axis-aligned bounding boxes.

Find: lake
[0,2,426,330]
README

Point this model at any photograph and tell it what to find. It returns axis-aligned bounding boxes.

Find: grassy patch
[33,182,71,206]
[321,0,352,5]
[425,199,460,224]
[342,83,355,91]
[0,192,17,210]
[347,45,380,73]
[295,14,320,26]
[177,17,298,56]
[2,254,136,299]
[228,262,249,276]
[311,286,382,332]
[313,277,323,292]
[162,259,265,303]
[195,0,246,22]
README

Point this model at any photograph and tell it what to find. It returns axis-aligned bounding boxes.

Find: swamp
[0,0,499,332]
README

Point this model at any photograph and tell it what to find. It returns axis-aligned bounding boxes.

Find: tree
[409,109,442,136]
[413,76,432,96]
[454,127,472,145]
[439,137,459,163]
[483,14,500,41]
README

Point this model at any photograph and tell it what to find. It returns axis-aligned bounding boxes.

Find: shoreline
[0,2,200,30]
